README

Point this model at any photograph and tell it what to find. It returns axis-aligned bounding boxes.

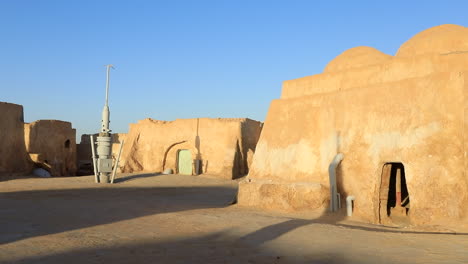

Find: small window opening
[64,139,70,149]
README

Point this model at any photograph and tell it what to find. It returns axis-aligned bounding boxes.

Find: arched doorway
[177,149,192,175]
[379,162,410,225]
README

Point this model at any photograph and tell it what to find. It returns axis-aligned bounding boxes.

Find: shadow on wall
[232,120,263,179]
[161,119,204,175]
[334,131,349,208]
[194,118,203,174]
[232,140,243,179]
[162,141,187,171]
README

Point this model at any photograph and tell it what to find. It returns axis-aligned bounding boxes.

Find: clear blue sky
[1,0,467,141]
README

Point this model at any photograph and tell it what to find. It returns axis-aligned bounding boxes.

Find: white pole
[105,64,113,106]
[111,140,124,184]
[90,135,99,183]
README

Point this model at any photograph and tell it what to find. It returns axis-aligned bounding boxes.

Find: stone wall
[238,24,468,229]
[0,102,31,175]
[24,120,77,176]
[120,118,262,179]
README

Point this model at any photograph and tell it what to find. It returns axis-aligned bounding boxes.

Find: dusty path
[0,173,467,264]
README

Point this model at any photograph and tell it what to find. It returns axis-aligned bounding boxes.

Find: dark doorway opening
[379,162,410,225]
[64,139,71,149]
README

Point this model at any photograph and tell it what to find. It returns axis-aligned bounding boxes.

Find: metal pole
[111,140,124,184]
[105,64,113,106]
[90,135,99,183]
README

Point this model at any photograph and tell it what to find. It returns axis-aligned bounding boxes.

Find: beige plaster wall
[24,120,77,176]
[0,102,31,174]
[238,24,468,229]
[120,118,262,179]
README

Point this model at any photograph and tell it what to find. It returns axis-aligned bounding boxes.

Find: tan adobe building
[238,24,468,228]
[119,117,262,179]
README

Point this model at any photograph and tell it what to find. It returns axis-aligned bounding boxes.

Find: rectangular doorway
[177,149,192,175]
[379,162,410,225]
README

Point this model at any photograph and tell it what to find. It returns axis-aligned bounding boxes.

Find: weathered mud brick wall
[120,118,262,179]
[0,102,31,174]
[238,24,468,229]
[24,120,77,176]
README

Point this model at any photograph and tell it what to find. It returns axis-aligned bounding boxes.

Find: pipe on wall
[328,153,344,212]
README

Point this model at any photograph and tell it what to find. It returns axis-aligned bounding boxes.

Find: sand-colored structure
[0,102,31,175]
[120,118,262,179]
[24,120,77,176]
[0,101,77,177]
[238,24,468,228]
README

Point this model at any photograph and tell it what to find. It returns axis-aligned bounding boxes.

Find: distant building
[24,120,77,176]
[0,102,77,176]
[119,117,262,179]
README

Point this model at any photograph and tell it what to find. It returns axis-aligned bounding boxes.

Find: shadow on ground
[1,174,465,264]
[7,225,426,264]
[0,184,236,245]
[113,172,162,183]
[10,231,353,264]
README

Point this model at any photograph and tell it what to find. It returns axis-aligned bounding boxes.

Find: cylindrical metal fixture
[93,64,117,184]
[96,136,112,156]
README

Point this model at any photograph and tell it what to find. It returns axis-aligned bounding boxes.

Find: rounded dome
[324,46,392,73]
[396,24,468,57]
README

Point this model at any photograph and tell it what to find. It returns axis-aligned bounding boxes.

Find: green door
[178,149,192,175]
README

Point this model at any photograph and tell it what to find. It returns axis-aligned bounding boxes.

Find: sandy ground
[0,173,467,264]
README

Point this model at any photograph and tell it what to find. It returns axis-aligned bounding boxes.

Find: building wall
[0,102,31,174]
[238,24,468,228]
[120,118,262,179]
[24,120,77,176]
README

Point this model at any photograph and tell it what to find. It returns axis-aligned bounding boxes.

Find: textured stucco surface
[0,102,31,174]
[24,120,77,176]
[120,118,262,179]
[1,102,77,177]
[238,24,468,228]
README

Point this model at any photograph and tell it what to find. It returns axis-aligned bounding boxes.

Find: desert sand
[0,173,466,264]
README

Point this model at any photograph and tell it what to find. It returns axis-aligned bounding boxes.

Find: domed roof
[324,46,392,73]
[396,24,468,57]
